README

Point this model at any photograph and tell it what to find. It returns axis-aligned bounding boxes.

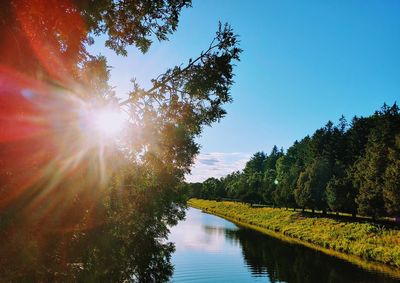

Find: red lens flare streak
[0,1,114,236]
[0,66,112,231]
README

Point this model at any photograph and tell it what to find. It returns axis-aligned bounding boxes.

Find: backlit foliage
[0,1,241,281]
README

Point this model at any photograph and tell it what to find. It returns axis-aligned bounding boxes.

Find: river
[169,207,399,283]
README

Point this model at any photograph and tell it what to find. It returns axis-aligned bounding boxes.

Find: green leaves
[121,23,241,180]
[81,0,193,55]
[383,136,400,215]
[0,1,241,281]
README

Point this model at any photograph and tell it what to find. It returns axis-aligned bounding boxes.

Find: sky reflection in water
[169,208,400,283]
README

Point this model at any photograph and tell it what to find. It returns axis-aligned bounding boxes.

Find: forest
[187,103,400,219]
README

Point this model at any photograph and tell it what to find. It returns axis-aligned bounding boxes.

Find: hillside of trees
[187,103,400,219]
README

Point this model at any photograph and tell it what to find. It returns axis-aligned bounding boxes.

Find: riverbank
[188,199,400,276]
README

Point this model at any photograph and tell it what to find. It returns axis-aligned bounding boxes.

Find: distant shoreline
[188,199,400,280]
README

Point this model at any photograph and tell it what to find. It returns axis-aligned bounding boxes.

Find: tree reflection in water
[223,227,398,283]
[0,185,185,282]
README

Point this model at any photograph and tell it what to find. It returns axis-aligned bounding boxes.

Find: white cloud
[185,152,251,183]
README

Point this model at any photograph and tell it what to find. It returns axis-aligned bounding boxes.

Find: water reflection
[225,228,399,283]
[0,202,180,282]
[170,208,399,283]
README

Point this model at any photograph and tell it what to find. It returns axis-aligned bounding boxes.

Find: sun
[78,103,127,145]
[92,108,125,137]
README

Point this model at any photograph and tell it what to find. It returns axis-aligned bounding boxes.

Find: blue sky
[90,0,400,182]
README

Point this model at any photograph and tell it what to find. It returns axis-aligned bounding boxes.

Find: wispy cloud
[198,158,219,166]
[186,152,251,183]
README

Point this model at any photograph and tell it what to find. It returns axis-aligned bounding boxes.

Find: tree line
[187,103,400,219]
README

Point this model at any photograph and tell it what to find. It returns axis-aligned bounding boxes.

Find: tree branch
[119,39,220,106]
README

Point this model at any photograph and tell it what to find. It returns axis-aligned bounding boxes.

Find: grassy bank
[188,199,400,272]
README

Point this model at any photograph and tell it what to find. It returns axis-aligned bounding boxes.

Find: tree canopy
[0,1,241,281]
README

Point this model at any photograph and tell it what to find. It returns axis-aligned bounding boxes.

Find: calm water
[169,207,399,283]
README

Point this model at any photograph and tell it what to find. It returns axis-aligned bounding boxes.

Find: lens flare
[93,109,125,137]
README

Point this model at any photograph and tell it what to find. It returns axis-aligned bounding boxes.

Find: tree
[262,168,277,204]
[223,171,242,199]
[243,172,263,203]
[354,135,387,219]
[295,158,332,212]
[353,104,400,218]
[244,152,266,174]
[0,1,241,281]
[261,146,283,204]
[274,137,312,208]
[185,182,203,199]
[0,0,192,78]
[326,170,357,216]
[347,116,374,161]
[294,169,312,210]
[383,135,400,216]
[202,178,225,199]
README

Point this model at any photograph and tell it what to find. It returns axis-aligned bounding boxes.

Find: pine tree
[354,131,387,218]
[326,168,357,216]
[383,135,400,216]
[354,104,400,218]
[295,158,331,212]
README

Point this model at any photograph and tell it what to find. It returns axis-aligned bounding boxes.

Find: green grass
[188,199,400,270]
